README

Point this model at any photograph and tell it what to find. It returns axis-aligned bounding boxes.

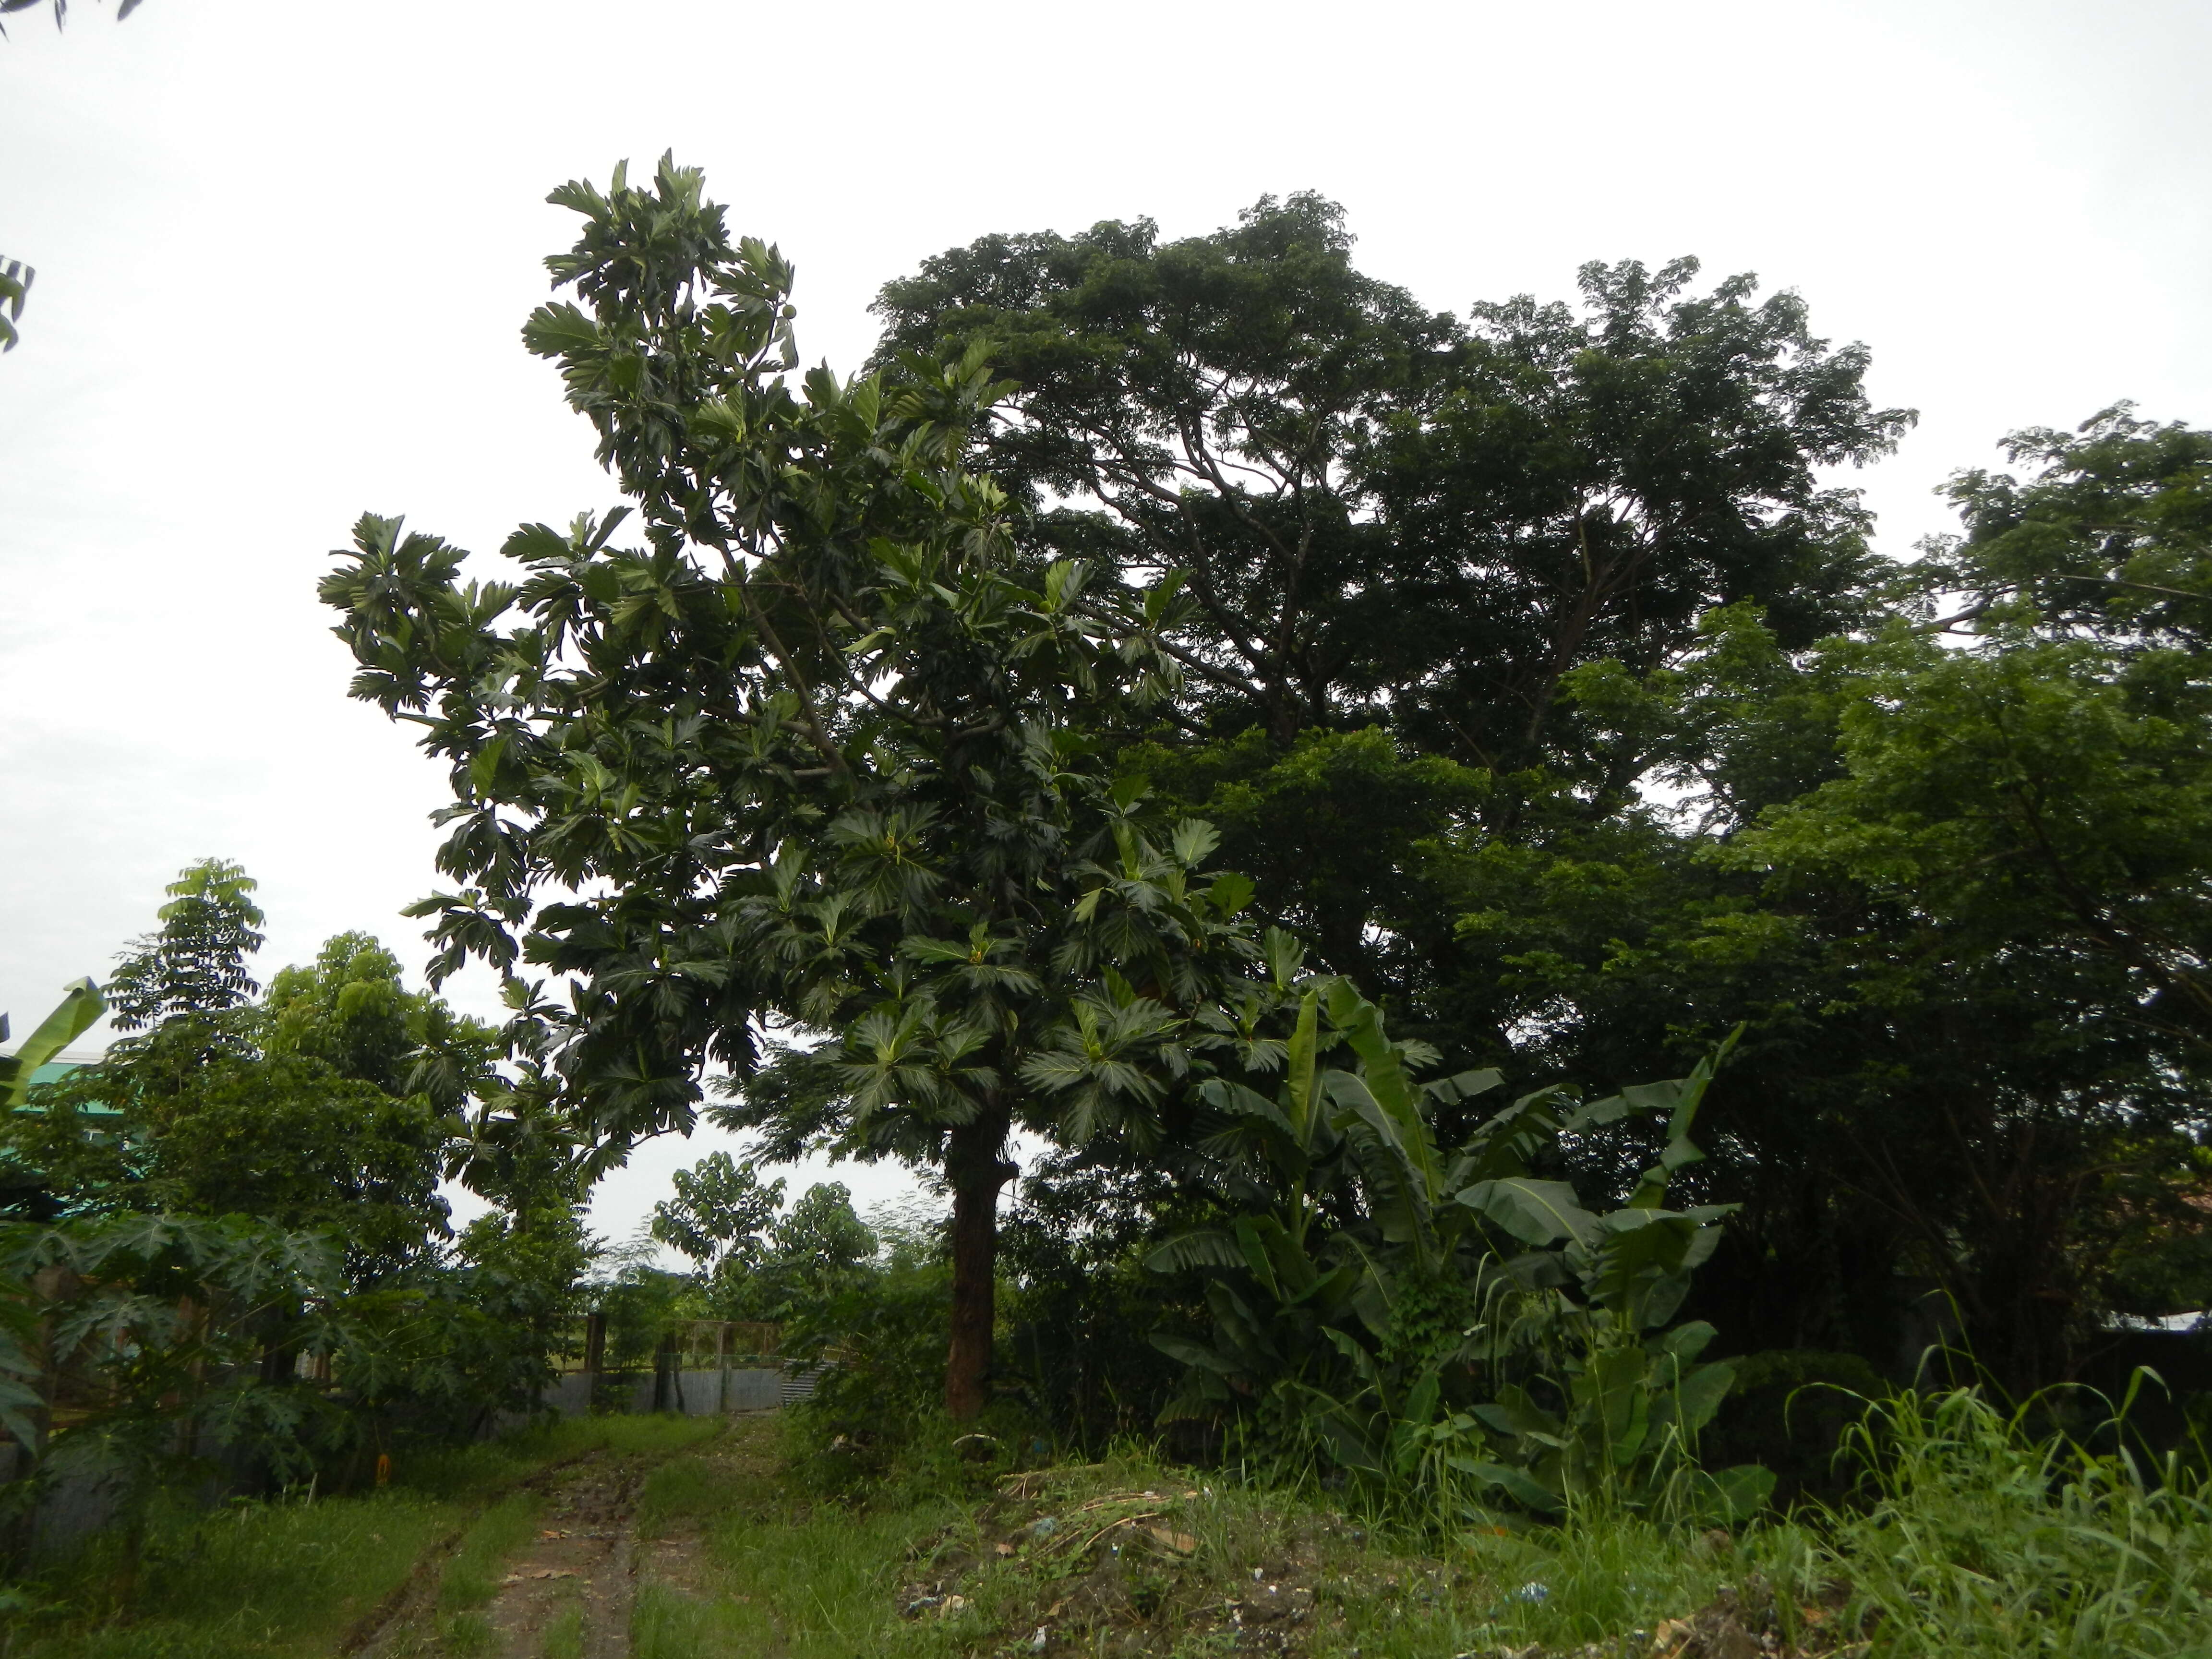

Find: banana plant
[0,977,104,1106]
[1150,971,1770,1518]
[1442,1034,1772,1519]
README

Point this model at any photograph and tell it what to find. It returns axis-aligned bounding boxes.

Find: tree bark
[944,1112,1016,1421]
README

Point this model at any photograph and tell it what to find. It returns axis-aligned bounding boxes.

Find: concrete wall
[531,1364,803,1419]
[662,1368,785,1415]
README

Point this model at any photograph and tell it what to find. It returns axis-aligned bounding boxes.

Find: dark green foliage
[6,866,460,1287]
[1144,968,1767,1518]
[1666,412,2212,1383]
[998,1154,1219,1452]
[781,1230,967,1492]
[1,1213,344,1587]
[590,1256,698,1379]
[0,867,584,1500]
[732,1181,876,1323]
[874,201,1911,988]
[875,193,2212,1390]
[32,1049,447,1281]
[1702,1348,1892,1504]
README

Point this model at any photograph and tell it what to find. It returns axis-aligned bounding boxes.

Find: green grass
[614,1395,2212,1659]
[0,1487,461,1659]
[1813,1387,2212,1657]
[630,1582,758,1659]
[0,1414,715,1659]
[634,1448,745,1537]
[625,1416,966,1659]
[541,1604,584,1659]
[435,1491,544,1613]
[7,1391,2204,1657]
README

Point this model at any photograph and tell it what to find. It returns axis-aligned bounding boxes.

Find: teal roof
[8,1060,121,1119]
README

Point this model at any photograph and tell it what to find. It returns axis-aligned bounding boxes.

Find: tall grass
[1819,1385,2212,1657]
[1412,1382,2212,1658]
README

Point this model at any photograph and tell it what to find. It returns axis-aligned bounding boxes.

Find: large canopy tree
[875,201,2212,1386]
[323,157,1263,1416]
[1716,409,2212,1378]
[873,197,1914,1006]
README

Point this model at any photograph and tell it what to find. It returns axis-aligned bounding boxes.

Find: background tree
[1446,409,2212,1385]
[1700,409,2212,1381]
[4,861,467,1286]
[104,857,265,1035]
[655,1160,878,1325]
[651,1150,784,1275]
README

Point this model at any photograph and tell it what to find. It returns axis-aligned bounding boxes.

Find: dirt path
[353,1431,713,1659]
[474,1451,649,1658]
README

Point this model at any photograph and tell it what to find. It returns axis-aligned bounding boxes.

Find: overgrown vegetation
[3,151,2209,1649]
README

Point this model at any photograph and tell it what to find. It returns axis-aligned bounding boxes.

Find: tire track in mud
[349,1438,691,1659]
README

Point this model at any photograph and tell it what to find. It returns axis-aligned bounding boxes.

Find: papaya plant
[1150,960,1770,1519]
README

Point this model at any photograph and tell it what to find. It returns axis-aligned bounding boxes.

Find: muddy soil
[479,1453,647,1658]
[352,1446,664,1659]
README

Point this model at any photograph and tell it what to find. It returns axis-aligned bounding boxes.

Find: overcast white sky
[3,0,2208,1247]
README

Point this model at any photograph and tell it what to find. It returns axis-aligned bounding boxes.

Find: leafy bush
[1702,1347,1892,1504]
[782,1248,958,1489]
[0,1214,344,1588]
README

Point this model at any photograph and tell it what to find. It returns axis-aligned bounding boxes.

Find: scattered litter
[1145,1527,1198,1554]
[996,1541,1017,1556]
[499,1568,579,1584]
[1029,1625,1049,1651]
[1513,1580,1550,1603]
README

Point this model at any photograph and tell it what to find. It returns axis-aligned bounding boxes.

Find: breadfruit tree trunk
[944,1111,1016,1421]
